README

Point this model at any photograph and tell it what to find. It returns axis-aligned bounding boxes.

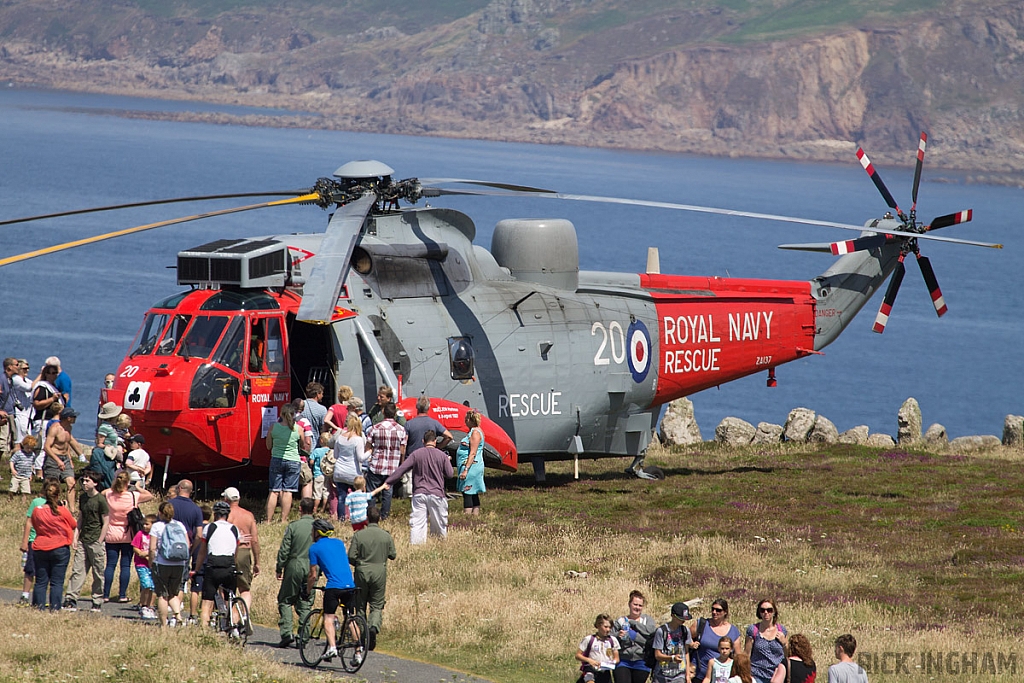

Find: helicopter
[0,133,1000,482]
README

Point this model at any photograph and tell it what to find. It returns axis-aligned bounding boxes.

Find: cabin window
[151,291,191,310]
[265,318,284,373]
[188,364,239,409]
[130,312,170,356]
[200,290,279,311]
[155,314,191,356]
[212,317,246,373]
[448,336,475,380]
[178,316,229,360]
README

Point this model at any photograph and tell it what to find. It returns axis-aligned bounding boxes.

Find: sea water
[0,86,1021,441]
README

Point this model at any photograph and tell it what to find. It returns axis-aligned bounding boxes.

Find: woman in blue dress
[456,410,486,515]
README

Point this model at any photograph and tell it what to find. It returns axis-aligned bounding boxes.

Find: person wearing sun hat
[97,402,122,451]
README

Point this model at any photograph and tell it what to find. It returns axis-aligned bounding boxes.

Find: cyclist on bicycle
[307,518,358,662]
[194,501,240,631]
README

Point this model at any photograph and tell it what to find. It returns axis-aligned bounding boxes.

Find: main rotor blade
[911,132,927,210]
[0,191,310,228]
[0,193,320,268]
[857,147,903,217]
[418,178,555,193]
[295,194,375,324]
[927,209,972,231]
[915,253,948,317]
[872,255,906,334]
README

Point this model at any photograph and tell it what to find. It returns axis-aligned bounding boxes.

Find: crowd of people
[1,359,485,658]
[577,593,869,683]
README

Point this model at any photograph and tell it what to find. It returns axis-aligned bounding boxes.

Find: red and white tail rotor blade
[857,147,903,217]
[829,233,888,256]
[911,132,927,211]
[915,253,948,317]
[872,255,907,334]
[927,209,972,231]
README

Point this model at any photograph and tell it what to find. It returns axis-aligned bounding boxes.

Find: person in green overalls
[274,497,315,648]
[347,504,396,650]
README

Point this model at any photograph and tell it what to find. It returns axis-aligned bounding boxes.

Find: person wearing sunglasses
[690,599,742,683]
[744,599,788,683]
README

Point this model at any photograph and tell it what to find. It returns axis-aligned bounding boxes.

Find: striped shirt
[345,491,373,523]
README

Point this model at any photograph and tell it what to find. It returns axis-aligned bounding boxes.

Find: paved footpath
[0,586,490,683]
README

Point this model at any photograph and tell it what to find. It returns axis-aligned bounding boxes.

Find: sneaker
[18,596,30,607]
[350,649,364,668]
[167,617,177,628]
[323,646,338,660]
[91,604,103,613]
[61,600,77,612]
[229,627,240,639]
[141,607,156,620]
[187,616,199,627]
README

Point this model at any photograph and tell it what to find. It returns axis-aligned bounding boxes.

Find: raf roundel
[627,320,652,383]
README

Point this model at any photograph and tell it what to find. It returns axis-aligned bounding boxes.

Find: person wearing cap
[125,434,151,489]
[45,355,72,407]
[43,407,86,512]
[195,501,241,632]
[274,497,315,648]
[12,359,34,443]
[223,486,260,610]
[651,603,693,683]
[349,397,373,434]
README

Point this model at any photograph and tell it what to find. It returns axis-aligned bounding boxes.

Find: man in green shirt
[348,505,397,650]
[275,497,315,648]
[64,470,109,612]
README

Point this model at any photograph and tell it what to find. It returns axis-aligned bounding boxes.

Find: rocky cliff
[3,0,1024,175]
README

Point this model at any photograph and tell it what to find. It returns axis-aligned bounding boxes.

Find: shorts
[234,547,253,591]
[202,563,238,601]
[312,475,328,502]
[9,475,31,494]
[190,570,204,594]
[43,456,74,481]
[323,587,357,616]
[153,563,187,599]
[135,565,154,591]
[23,543,35,577]
[351,520,367,532]
[269,458,300,493]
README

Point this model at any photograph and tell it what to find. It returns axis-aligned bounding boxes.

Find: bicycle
[207,570,251,647]
[298,585,368,672]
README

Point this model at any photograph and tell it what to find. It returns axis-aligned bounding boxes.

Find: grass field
[1,440,1023,682]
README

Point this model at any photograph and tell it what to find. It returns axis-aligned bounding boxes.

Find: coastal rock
[751,422,783,444]
[897,397,922,445]
[715,417,756,446]
[837,425,869,444]
[865,433,896,448]
[950,435,1001,451]
[808,415,839,444]
[923,423,948,446]
[659,397,702,446]
[1002,415,1024,448]
[783,408,816,442]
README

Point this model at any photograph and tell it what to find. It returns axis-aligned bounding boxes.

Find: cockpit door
[244,313,290,466]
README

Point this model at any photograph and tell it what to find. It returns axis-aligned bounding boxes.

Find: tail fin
[810,238,902,350]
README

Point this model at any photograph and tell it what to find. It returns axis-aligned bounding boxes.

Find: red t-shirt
[328,404,348,429]
[30,503,77,551]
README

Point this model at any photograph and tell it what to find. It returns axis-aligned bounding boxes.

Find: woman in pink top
[103,471,154,602]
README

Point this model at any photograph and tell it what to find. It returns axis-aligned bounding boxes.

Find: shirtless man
[44,407,86,511]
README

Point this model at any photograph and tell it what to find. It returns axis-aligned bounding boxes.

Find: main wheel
[298,609,326,668]
[229,597,250,647]
[339,612,369,673]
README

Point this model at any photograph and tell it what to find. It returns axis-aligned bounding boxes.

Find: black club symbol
[128,386,142,405]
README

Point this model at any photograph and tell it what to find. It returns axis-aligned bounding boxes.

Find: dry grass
[2,441,1024,682]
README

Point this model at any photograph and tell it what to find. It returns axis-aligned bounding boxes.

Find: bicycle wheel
[229,597,250,647]
[298,609,326,668]
[339,612,369,673]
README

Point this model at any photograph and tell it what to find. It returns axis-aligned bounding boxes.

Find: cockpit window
[200,291,279,311]
[212,317,246,373]
[177,316,229,360]
[449,336,475,380]
[155,314,192,356]
[130,312,170,356]
[151,291,191,310]
[189,363,239,409]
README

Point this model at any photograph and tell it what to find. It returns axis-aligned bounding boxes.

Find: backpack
[126,492,145,538]
[643,624,668,670]
[159,519,191,562]
[321,449,336,478]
